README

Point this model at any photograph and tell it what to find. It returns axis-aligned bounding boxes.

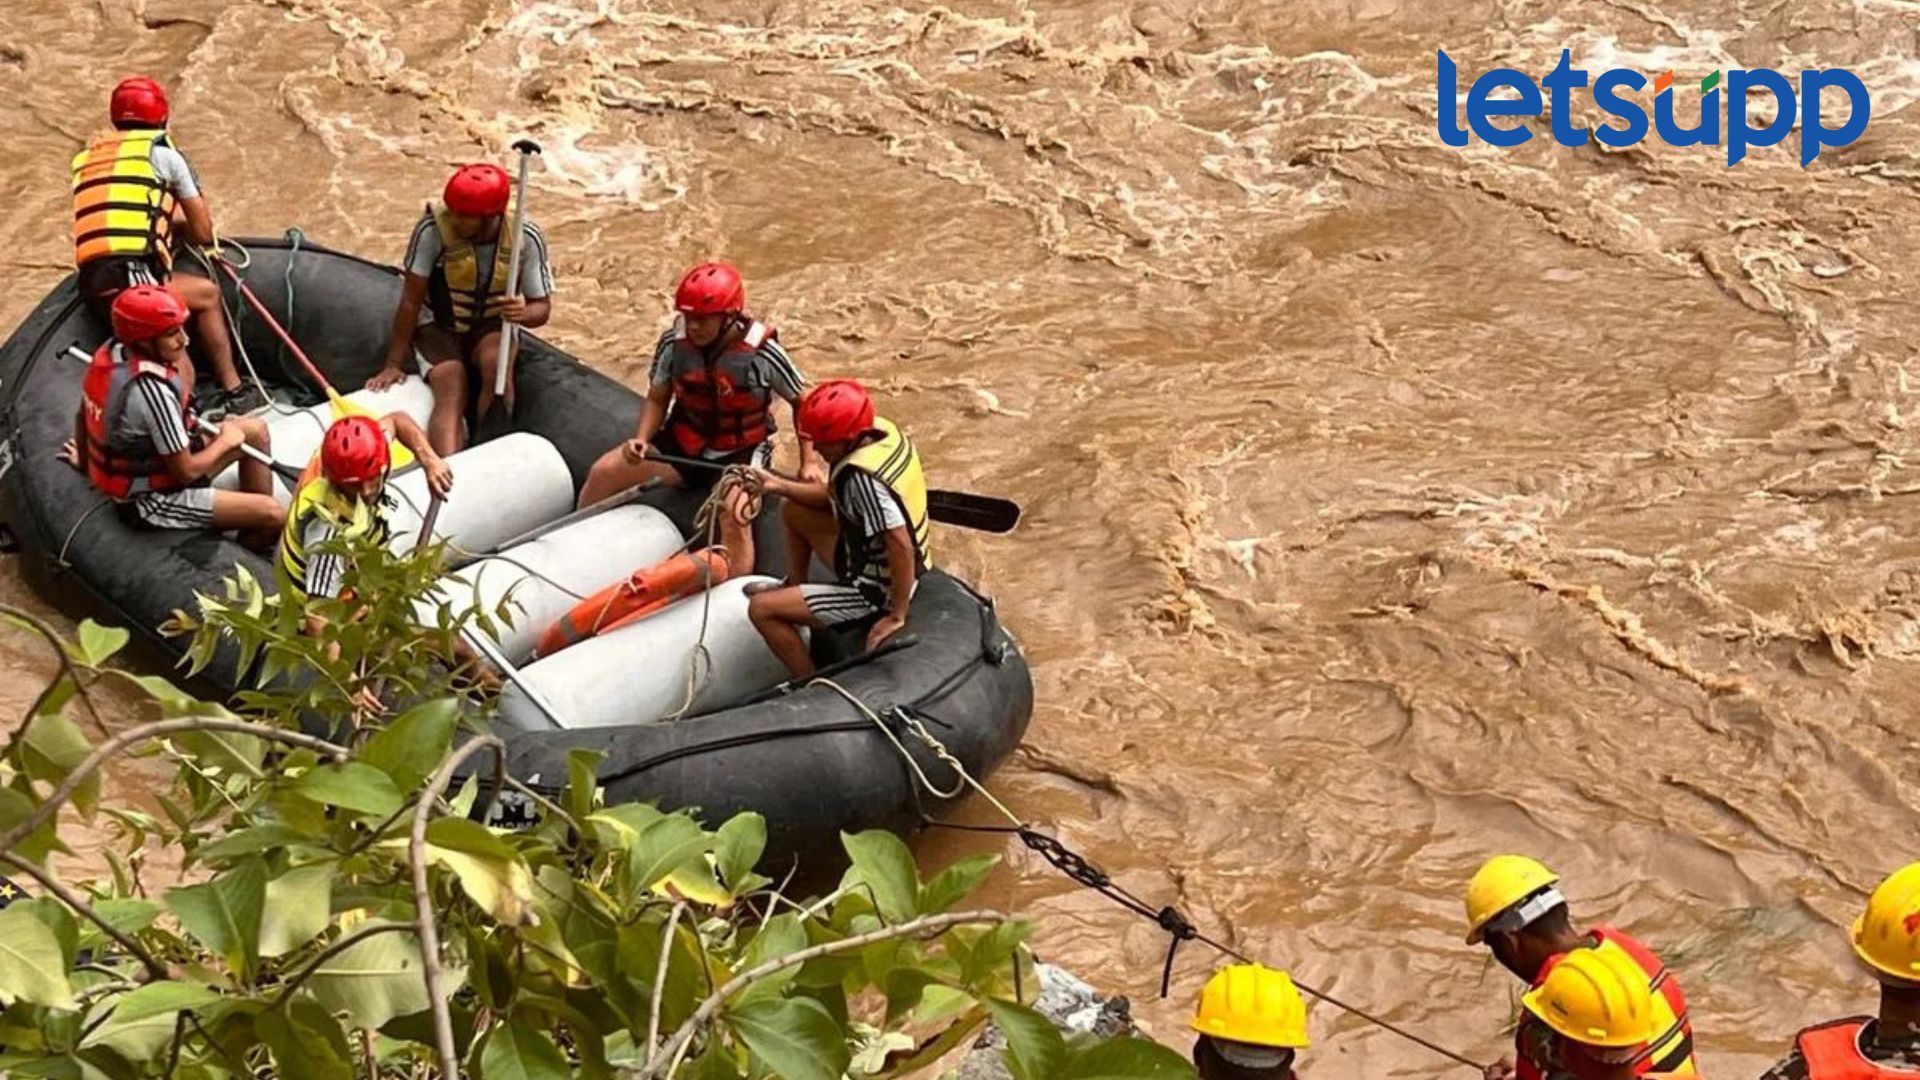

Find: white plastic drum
[420,505,686,664]
[496,575,795,731]
[211,378,437,500]
[385,432,574,559]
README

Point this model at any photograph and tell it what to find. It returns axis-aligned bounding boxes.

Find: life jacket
[1516,928,1697,1080]
[278,471,390,601]
[424,203,514,334]
[829,416,932,587]
[1797,1018,1916,1080]
[533,548,732,659]
[79,342,189,500]
[71,129,177,270]
[662,320,779,456]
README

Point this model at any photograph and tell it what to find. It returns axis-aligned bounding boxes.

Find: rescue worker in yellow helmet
[1191,965,1309,1079]
[1465,856,1698,1080]
[1519,948,1686,1080]
[1759,861,1920,1079]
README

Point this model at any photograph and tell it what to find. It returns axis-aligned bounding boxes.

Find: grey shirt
[402,212,553,298]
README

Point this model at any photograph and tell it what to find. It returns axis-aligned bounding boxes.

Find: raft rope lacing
[809,675,1488,1072]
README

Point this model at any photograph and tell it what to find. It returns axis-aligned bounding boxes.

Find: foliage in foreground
[0,538,1193,1078]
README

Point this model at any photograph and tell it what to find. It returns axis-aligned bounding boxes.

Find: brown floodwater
[4,0,1919,1074]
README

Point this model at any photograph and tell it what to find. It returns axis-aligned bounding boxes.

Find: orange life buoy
[534,548,732,659]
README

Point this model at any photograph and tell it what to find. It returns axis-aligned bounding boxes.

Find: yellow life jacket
[277,475,388,601]
[829,416,931,585]
[426,203,513,333]
[71,129,178,270]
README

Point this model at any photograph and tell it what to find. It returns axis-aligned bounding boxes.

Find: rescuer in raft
[1516,948,1687,1080]
[1190,964,1310,1078]
[366,163,554,455]
[574,260,819,509]
[1758,861,1920,1080]
[745,379,929,677]
[1465,856,1700,1080]
[532,478,759,659]
[63,284,283,550]
[72,77,264,415]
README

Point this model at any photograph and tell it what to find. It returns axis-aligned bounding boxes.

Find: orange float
[534,548,732,659]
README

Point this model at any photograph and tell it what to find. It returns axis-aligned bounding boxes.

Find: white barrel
[384,432,574,559]
[497,575,795,730]
[420,506,686,664]
[212,378,438,501]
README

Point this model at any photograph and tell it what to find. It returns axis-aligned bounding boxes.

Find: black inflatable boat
[0,234,1032,871]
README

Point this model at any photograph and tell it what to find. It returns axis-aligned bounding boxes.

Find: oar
[486,139,542,416]
[191,416,305,489]
[643,450,1022,534]
[210,257,416,471]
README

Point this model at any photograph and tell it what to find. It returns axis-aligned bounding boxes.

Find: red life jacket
[1798,1018,1910,1080]
[662,319,777,456]
[1516,927,1697,1080]
[80,341,189,499]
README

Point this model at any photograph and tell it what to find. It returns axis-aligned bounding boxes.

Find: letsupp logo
[1436,49,1871,166]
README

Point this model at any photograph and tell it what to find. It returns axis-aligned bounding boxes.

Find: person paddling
[64,284,282,550]
[279,414,451,612]
[1518,948,1687,1080]
[575,261,818,508]
[1465,857,1700,1079]
[367,164,553,454]
[1759,862,1920,1079]
[72,77,263,414]
[745,379,928,677]
[1191,965,1310,1078]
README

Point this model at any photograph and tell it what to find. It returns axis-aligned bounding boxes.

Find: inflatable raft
[0,235,1032,871]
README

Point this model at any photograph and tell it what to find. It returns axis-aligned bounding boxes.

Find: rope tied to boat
[817,678,1490,1072]
[659,465,759,723]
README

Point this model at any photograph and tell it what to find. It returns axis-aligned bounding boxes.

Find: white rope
[807,677,969,802]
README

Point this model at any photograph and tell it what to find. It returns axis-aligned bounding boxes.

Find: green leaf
[565,749,604,823]
[417,817,536,926]
[306,924,466,1030]
[727,997,850,1080]
[362,698,461,790]
[0,906,75,1009]
[585,803,663,849]
[683,1044,746,1080]
[627,814,709,894]
[921,853,1000,915]
[841,830,919,923]
[120,673,197,712]
[257,997,354,1080]
[478,1023,570,1080]
[0,786,63,865]
[165,858,267,979]
[77,898,161,951]
[293,763,404,818]
[260,863,335,957]
[193,822,314,863]
[713,812,766,893]
[18,714,100,818]
[1060,1036,1198,1079]
[13,898,78,970]
[734,913,807,1006]
[987,998,1068,1080]
[74,620,129,666]
[173,726,265,779]
[103,982,222,1024]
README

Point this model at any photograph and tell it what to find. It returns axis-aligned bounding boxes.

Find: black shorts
[415,318,505,368]
[79,255,168,323]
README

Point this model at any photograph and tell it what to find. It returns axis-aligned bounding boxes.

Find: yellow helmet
[1191,965,1310,1049]
[1852,862,1920,983]
[1521,948,1654,1049]
[1465,855,1560,944]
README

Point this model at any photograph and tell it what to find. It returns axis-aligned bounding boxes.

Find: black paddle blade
[928,490,1020,534]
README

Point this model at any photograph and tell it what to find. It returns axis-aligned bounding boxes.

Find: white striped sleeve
[302,517,347,600]
[403,213,440,278]
[648,328,679,386]
[128,378,190,456]
[838,472,904,535]
[757,336,806,401]
[518,221,553,298]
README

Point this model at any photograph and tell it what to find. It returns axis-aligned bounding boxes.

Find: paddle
[210,257,416,471]
[191,415,305,488]
[643,449,1022,534]
[487,139,542,415]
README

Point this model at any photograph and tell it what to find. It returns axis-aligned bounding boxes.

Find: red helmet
[443,164,510,216]
[109,284,189,343]
[674,262,746,316]
[798,379,876,444]
[110,77,169,127]
[320,415,390,487]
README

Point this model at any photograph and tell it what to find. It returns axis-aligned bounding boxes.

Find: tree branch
[0,851,167,980]
[633,909,1009,1080]
[0,717,349,860]
[410,734,505,1078]
[0,604,110,741]
[271,922,420,1007]
[647,901,687,1055]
